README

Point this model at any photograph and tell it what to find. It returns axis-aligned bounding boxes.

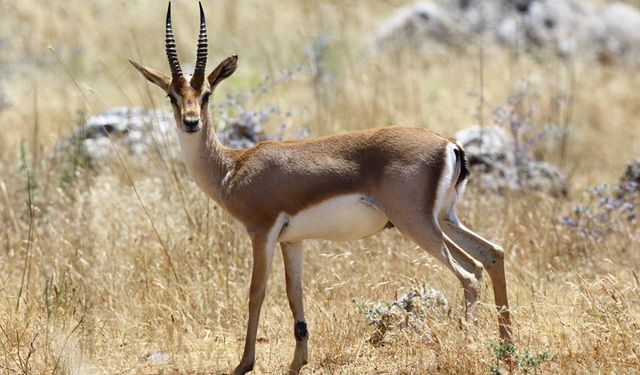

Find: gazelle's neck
[177,109,232,203]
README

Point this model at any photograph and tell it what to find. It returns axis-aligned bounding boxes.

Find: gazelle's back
[223,126,450,229]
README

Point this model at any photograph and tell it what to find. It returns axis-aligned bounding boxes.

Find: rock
[519,161,568,197]
[372,2,463,55]
[522,0,600,58]
[455,126,568,196]
[372,0,640,65]
[219,110,269,149]
[599,3,640,64]
[359,285,449,347]
[48,107,177,168]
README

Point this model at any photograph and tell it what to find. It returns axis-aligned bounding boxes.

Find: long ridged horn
[165,2,183,80]
[192,1,207,88]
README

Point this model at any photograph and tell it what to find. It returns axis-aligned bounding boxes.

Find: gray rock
[46,107,177,173]
[373,0,640,65]
[372,2,463,55]
[219,110,269,149]
[598,3,640,64]
[455,126,567,196]
[523,0,599,58]
[81,107,176,159]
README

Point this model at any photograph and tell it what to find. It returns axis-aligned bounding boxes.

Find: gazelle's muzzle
[182,115,201,133]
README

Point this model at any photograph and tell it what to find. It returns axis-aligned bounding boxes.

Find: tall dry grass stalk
[1,0,639,374]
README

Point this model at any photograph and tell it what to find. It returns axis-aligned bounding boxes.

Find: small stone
[361,285,449,346]
[144,351,170,366]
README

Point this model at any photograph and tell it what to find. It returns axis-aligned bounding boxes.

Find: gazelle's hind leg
[440,209,513,343]
[392,217,484,323]
[280,241,308,374]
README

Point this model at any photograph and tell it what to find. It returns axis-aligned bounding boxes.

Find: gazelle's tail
[453,143,469,191]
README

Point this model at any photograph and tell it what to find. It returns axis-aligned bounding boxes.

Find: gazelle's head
[130,2,237,133]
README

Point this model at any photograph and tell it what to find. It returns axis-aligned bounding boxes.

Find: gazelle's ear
[129,60,172,92]
[207,55,238,91]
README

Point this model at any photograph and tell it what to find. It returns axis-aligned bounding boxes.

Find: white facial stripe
[168,88,182,108]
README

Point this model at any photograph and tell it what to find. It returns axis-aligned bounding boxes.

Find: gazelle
[130,2,512,374]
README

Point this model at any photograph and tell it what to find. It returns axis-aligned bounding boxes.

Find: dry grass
[1,0,639,374]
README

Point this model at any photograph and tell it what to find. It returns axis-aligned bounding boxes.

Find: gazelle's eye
[201,92,212,104]
[167,94,178,105]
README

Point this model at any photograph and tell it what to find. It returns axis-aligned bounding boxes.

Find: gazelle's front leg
[281,241,308,374]
[233,230,277,375]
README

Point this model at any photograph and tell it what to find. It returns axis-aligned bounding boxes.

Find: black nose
[182,118,200,131]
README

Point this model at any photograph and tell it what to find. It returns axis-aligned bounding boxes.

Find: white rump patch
[277,194,390,243]
[453,141,468,202]
[433,143,459,220]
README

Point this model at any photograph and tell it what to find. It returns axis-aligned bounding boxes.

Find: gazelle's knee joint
[493,245,504,258]
[481,244,504,267]
[294,321,308,342]
[489,245,505,265]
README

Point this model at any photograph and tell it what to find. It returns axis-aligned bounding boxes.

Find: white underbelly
[277,194,390,243]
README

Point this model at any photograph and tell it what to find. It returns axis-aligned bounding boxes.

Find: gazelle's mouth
[182,123,201,133]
